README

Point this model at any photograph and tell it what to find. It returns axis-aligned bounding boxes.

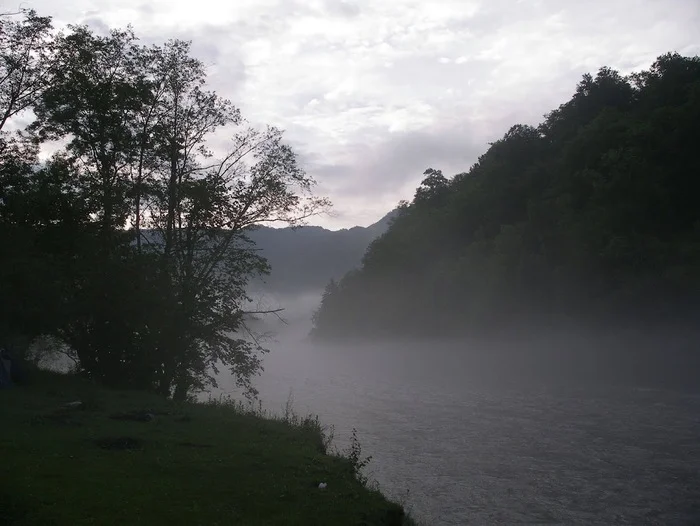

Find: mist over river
[212,291,700,525]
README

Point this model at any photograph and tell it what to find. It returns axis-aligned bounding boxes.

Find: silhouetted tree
[1,13,329,397]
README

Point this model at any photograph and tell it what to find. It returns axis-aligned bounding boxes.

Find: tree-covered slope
[312,53,700,340]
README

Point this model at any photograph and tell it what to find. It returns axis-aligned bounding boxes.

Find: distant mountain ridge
[248,209,397,293]
[134,210,396,294]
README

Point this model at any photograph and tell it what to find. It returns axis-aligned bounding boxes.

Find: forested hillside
[312,53,700,340]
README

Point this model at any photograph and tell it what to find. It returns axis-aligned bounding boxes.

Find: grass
[0,370,411,525]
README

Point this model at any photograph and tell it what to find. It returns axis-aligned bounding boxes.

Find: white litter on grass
[64,401,83,408]
[318,482,327,489]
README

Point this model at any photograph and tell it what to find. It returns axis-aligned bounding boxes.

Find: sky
[7,0,700,229]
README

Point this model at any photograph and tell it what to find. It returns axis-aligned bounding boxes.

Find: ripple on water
[213,336,700,525]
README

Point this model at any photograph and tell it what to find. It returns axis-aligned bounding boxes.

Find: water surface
[215,318,700,525]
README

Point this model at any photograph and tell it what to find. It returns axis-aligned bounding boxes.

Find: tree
[414,168,449,204]
[26,25,329,398]
[0,154,98,354]
[0,9,57,347]
[0,9,55,133]
[147,121,328,398]
[127,40,329,398]
[311,278,341,338]
[32,26,147,242]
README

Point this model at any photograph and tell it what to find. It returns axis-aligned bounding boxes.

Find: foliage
[0,9,55,132]
[311,52,700,340]
[0,11,328,398]
[345,427,373,487]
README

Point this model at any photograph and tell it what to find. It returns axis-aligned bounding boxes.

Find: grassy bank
[0,371,410,525]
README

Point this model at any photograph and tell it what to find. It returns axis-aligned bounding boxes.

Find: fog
[212,290,700,525]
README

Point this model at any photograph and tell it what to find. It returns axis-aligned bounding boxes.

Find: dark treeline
[312,53,700,340]
[0,10,326,398]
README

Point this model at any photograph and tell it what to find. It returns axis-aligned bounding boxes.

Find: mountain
[248,210,397,293]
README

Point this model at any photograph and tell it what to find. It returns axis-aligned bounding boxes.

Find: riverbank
[0,370,410,525]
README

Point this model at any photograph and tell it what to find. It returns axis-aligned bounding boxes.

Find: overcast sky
[10,0,700,229]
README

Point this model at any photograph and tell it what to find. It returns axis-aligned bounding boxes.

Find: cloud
[324,0,361,18]
[15,0,700,228]
[306,123,487,228]
[81,16,111,35]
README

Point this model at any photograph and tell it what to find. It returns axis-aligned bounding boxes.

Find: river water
[214,304,700,525]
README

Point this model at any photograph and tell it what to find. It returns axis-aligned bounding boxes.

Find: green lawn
[0,371,408,525]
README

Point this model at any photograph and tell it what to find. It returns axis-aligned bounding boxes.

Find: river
[213,295,700,525]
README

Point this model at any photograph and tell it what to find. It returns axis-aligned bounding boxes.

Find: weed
[345,427,373,486]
